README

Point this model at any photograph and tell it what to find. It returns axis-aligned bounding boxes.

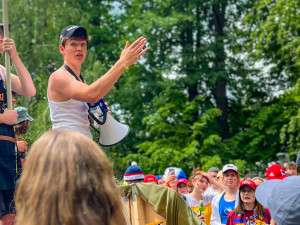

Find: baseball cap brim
[177,180,189,186]
[223,168,238,174]
[266,175,288,180]
[256,176,300,225]
[255,179,279,208]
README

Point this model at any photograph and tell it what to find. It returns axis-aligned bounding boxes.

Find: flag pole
[2,0,12,110]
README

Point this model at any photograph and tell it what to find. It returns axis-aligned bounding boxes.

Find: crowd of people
[123,160,300,225]
[0,23,300,225]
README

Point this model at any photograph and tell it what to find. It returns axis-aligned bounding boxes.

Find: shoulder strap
[63,64,85,83]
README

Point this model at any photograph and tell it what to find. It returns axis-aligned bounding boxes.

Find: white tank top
[47,70,92,139]
[0,69,6,88]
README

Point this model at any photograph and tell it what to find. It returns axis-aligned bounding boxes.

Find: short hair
[285,162,296,170]
[208,167,220,173]
[15,130,126,225]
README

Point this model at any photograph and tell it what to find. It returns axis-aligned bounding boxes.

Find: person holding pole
[47,25,147,139]
[0,23,36,225]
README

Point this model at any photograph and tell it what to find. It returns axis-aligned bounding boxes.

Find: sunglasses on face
[240,189,254,194]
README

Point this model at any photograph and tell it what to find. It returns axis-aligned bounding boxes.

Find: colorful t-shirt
[226,208,271,225]
[219,194,235,224]
[183,194,201,215]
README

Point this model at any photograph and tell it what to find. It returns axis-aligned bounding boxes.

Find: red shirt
[226,208,271,225]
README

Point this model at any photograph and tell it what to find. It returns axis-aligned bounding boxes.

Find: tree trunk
[212,3,230,140]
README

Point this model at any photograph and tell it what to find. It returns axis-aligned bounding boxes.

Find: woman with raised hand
[226,180,271,225]
[15,130,126,225]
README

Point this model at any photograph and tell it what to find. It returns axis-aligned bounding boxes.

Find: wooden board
[122,186,166,225]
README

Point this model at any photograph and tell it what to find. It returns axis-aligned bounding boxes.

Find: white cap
[222,164,238,174]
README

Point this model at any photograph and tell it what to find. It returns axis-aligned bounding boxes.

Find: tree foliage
[3,0,300,179]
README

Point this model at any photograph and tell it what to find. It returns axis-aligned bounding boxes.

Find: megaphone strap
[63,64,85,83]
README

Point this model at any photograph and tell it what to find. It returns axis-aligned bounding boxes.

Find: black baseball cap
[59,25,87,44]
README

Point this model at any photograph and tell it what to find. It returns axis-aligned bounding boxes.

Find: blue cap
[256,176,300,225]
[177,169,187,180]
[156,175,163,180]
[123,165,144,181]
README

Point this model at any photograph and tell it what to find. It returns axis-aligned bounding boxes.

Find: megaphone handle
[89,109,107,125]
[90,124,100,134]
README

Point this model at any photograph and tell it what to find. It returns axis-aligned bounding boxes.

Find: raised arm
[1,38,36,97]
[201,171,226,192]
[49,37,147,103]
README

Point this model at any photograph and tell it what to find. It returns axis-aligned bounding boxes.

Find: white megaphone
[88,99,130,147]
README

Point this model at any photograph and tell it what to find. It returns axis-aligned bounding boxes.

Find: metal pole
[2,0,12,110]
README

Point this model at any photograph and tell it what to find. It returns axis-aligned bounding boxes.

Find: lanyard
[63,64,85,83]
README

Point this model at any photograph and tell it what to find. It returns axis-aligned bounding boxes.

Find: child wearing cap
[176,178,190,195]
[48,25,147,139]
[123,165,145,184]
[14,107,34,166]
[211,164,240,225]
[226,180,271,225]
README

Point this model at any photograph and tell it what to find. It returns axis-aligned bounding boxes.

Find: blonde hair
[15,130,126,225]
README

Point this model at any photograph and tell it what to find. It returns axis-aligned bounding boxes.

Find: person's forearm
[11,55,36,97]
[209,179,226,191]
[86,59,127,102]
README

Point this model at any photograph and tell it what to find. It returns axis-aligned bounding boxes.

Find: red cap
[239,179,257,190]
[144,174,158,184]
[267,164,289,180]
[176,178,189,186]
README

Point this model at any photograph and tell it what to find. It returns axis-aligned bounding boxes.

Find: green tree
[117,0,268,175]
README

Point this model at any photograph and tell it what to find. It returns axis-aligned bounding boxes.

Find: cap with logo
[266,164,288,180]
[144,174,158,184]
[59,25,87,44]
[239,179,257,190]
[222,164,238,174]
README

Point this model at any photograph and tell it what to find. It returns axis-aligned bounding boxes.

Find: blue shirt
[219,194,235,224]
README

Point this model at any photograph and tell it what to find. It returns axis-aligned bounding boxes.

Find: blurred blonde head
[15,130,125,225]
